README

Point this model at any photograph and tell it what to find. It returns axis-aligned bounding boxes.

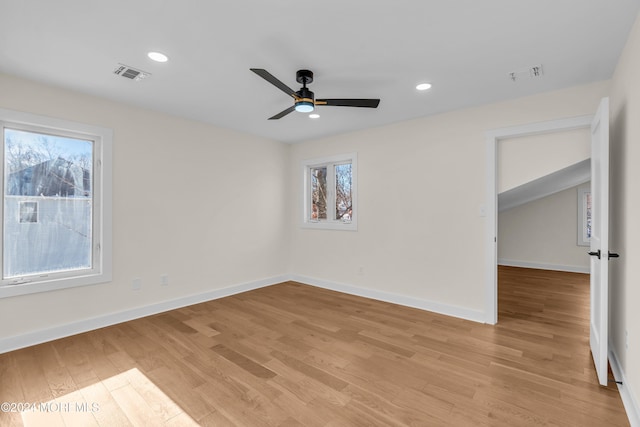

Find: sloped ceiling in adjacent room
[498,159,590,212]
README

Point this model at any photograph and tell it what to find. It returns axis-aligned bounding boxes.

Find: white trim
[498,259,589,274]
[0,275,288,354]
[610,347,640,427]
[485,135,498,324]
[485,115,593,324]
[291,274,486,323]
[300,220,357,231]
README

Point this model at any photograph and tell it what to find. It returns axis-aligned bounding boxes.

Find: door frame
[484,115,593,324]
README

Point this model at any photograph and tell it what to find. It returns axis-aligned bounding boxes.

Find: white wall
[289,80,610,321]
[0,73,290,341]
[498,128,590,193]
[498,184,590,273]
[610,12,640,423]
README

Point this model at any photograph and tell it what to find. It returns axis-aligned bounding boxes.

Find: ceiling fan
[250,68,380,120]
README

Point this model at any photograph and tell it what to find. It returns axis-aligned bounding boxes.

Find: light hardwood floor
[0,267,629,426]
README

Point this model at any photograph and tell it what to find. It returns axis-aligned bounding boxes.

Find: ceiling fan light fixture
[295,87,315,113]
[416,83,432,91]
[295,101,314,113]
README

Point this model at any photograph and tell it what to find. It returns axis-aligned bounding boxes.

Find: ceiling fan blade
[251,68,297,98]
[268,105,296,120]
[316,99,380,108]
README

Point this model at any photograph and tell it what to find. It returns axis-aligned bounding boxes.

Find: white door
[589,97,610,386]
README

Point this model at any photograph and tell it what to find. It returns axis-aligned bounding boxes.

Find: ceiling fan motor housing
[295,87,315,112]
[296,87,314,103]
[295,70,315,111]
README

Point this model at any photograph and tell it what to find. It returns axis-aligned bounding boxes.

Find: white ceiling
[1,1,638,143]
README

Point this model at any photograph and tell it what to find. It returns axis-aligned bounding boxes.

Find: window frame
[301,153,357,231]
[0,109,112,298]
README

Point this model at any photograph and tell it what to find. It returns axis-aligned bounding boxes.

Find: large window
[302,153,357,230]
[0,109,112,298]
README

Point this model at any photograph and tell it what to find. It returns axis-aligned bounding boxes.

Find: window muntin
[0,109,112,297]
[303,153,357,230]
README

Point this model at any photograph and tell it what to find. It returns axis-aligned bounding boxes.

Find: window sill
[0,271,110,298]
[301,221,357,231]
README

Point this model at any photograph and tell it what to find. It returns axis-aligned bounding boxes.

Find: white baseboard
[290,274,486,324]
[0,275,288,354]
[609,347,640,427]
[498,258,589,274]
[0,272,498,354]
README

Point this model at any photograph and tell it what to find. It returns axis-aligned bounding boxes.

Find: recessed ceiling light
[416,83,432,91]
[147,51,169,63]
[309,114,320,119]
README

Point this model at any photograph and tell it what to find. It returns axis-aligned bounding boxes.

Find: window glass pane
[3,128,93,278]
[335,163,352,221]
[585,192,592,239]
[310,166,327,220]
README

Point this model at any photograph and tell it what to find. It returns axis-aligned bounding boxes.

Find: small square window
[302,153,357,231]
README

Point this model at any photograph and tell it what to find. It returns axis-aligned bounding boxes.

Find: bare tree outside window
[311,167,327,220]
[335,163,352,221]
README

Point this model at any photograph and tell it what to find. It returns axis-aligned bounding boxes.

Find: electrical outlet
[132,278,141,291]
[160,274,169,286]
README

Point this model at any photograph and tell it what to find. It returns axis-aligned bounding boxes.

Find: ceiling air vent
[113,64,151,81]
[508,64,543,82]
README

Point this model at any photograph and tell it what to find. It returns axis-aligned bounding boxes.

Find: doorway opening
[484,115,593,325]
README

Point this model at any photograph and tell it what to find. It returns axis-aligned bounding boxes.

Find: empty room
[1,1,639,426]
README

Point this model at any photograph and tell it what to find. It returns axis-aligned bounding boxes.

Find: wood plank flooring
[0,266,629,426]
